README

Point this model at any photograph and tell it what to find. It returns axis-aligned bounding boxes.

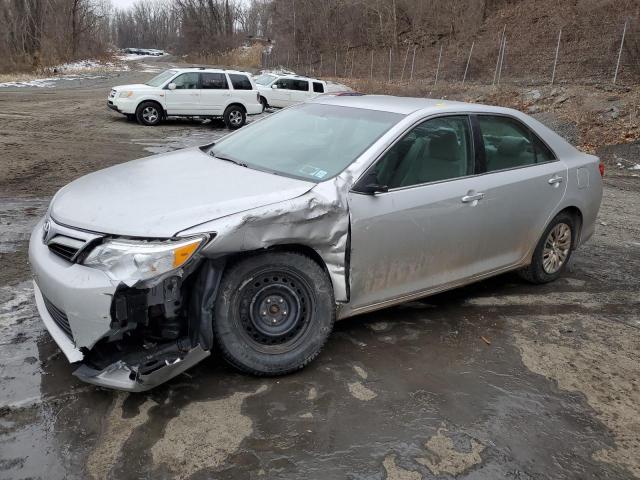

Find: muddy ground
[0,59,639,480]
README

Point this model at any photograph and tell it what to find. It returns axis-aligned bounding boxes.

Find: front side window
[229,74,252,90]
[313,82,324,93]
[274,78,295,90]
[478,115,555,171]
[200,73,228,90]
[172,72,199,89]
[371,116,474,189]
[209,104,402,182]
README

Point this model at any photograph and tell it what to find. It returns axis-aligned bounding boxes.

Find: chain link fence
[262,18,639,87]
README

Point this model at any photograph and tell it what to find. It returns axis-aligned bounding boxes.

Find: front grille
[48,243,80,262]
[47,235,86,262]
[43,296,72,338]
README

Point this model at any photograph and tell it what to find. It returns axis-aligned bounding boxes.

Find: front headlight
[83,236,204,285]
[119,91,133,98]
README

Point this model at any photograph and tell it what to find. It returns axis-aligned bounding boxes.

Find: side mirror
[167,83,176,90]
[271,84,278,89]
[358,183,389,195]
[354,171,389,195]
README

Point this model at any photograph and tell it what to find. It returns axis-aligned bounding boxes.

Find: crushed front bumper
[29,218,210,392]
[73,346,210,392]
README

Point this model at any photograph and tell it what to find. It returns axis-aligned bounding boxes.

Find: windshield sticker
[298,165,328,179]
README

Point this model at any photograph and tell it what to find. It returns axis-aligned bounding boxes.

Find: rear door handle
[461,192,485,203]
[548,175,564,185]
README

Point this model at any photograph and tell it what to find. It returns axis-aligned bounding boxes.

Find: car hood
[50,148,315,237]
[113,83,156,92]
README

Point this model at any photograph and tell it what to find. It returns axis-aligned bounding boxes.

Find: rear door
[470,114,567,268]
[228,73,254,105]
[290,79,310,104]
[199,72,230,115]
[164,72,200,114]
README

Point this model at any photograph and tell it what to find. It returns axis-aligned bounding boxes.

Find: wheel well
[557,206,583,248]
[260,96,268,105]
[225,245,329,278]
[136,100,164,116]
[225,103,246,113]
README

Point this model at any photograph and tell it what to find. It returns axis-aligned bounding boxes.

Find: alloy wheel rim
[229,110,242,126]
[142,107,158,123]
[542,222,571,274]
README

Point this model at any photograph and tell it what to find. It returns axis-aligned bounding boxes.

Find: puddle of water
[0,282,44,408]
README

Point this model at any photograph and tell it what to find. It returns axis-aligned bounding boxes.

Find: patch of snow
[629,164,640,170]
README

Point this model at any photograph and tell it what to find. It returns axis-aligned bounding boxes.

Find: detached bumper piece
[74,339,210,392]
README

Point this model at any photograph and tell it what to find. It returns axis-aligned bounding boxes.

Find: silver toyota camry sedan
[29,95,603,391]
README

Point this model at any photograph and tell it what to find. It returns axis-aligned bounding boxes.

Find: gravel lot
[0,59,639,480]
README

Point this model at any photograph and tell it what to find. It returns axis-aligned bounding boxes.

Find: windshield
[209,103,402,182]
[254,73,277,86]
[145,69,177,87]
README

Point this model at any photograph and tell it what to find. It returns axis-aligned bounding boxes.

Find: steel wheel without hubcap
[542,222,571,274]
[228,110,243,127]
[142,106,159,124]
[236,269,313,352]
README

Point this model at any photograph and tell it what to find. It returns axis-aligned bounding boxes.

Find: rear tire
[136,101,163,126]
[223,105,246,129]
[518,212,576,284]
[214,252,335,376]
[260,96,268,112]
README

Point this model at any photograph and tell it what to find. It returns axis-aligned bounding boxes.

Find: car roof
[311,94,520,117]
[171,68,250,75]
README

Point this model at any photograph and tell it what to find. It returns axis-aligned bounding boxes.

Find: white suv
[254,73,345,109]
[108,68,263,129]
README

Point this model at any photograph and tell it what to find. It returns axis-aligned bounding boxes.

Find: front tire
[519,212,575,284]
[214,252,335,376]
[223,105,246,129]
[260,96,268,112]
[136,101,163,126]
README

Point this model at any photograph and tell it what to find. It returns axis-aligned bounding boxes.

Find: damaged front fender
[178,179,351,302]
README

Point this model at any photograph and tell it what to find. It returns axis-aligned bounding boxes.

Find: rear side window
[478,115,555,172]
[293,80,309,91]
[313,82,324,93]
[229,74,253,90]
[200,73,228,90]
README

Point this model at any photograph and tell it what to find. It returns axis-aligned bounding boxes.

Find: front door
[199,72,230,115]
[165,72,200,115]
[270,78,294,107]
[348,115,487,310]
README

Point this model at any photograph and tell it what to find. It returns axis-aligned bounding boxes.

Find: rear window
[201,73,228,90]
[313,82,324,93]
[229,74,253,90]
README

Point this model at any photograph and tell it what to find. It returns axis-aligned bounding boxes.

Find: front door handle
[548,175,564,185]
[461,192,485,203]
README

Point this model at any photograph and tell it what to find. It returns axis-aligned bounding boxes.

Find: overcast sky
[111,0,140,9]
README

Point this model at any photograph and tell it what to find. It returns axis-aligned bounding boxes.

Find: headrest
[429,130,458,161]
[498,136,527,156]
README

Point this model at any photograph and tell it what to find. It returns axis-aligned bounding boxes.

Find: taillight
[599,161,605,177]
